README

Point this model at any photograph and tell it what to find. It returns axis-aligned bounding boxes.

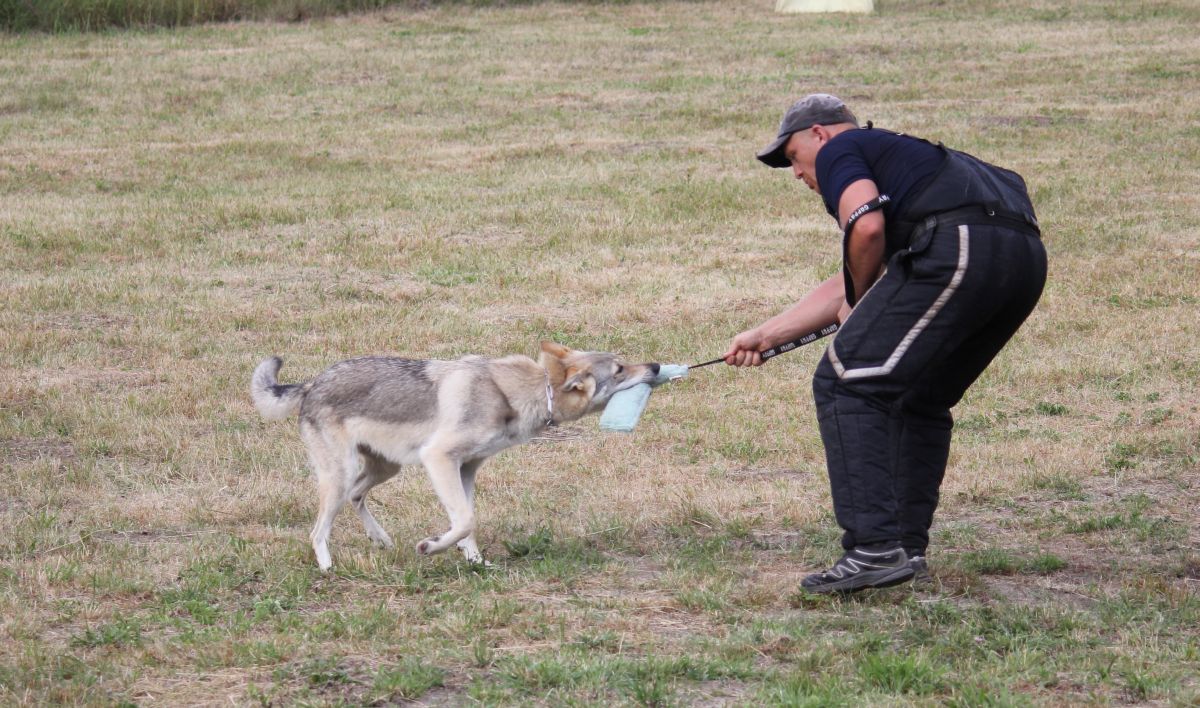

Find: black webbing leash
[689,323,840,369]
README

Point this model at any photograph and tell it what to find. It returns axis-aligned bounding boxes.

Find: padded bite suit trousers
[812,218,1046,554]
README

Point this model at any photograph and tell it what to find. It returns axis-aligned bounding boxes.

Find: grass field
[2,0,1199,704]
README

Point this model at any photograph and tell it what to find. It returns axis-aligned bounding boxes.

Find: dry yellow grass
[2,0,1198,704]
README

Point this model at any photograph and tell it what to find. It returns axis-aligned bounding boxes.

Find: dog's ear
[540,341,571,359]
[563,370,596,397]
[540,356,566,385]
[539,341,570,384]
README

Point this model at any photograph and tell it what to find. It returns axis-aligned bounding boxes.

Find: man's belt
[907,204,1041,246]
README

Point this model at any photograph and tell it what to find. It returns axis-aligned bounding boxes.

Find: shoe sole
[910,560,932,587]
[801,566,916,595]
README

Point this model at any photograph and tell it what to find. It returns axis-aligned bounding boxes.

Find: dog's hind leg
[455,459,486,564]
[415,447,474,556]
[305,425,351,571]
[351,449,400,549]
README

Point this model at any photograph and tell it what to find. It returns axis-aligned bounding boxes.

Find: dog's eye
[615,365,624,375]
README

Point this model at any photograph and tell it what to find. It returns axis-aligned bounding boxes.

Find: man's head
[756,93,858,191]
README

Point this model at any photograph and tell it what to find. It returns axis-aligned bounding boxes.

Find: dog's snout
[649,363,661,376]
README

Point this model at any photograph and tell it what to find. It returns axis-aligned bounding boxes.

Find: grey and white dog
[251,341,659,570]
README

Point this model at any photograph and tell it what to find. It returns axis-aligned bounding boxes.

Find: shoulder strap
[865,121,946,150]
[841,195,892,308]
[843,194,891,235]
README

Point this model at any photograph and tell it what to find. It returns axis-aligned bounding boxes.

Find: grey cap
[756,93,859,168]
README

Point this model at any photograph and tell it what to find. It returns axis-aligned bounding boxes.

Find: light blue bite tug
[599,364,689,432]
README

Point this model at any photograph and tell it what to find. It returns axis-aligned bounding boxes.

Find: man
[723,94,1046,594]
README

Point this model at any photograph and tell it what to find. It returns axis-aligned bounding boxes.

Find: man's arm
[838,178,887,305]
[723,274,844,367]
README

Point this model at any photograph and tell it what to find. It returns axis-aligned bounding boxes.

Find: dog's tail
[251,357,306,420]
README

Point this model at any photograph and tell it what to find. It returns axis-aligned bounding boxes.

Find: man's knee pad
[812,355,839,413]
[898,396,954,430]
[813,354,890,418]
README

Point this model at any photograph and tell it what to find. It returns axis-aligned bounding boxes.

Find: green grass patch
[372,658,446,702]
[0,0,425,31]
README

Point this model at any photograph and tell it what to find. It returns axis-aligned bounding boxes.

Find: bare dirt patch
[1,436,77,463]
[94,528,217,546]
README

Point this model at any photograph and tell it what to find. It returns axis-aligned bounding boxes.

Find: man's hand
[723,328,768,367]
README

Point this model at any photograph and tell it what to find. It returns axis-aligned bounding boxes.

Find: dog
[250,341,660,570]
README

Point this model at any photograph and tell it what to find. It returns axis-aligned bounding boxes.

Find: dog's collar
[543,373,556,428]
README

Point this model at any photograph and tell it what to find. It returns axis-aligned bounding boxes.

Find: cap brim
[755,133,793,168]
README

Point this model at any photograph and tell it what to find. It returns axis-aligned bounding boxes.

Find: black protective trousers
[812,217,1047,555]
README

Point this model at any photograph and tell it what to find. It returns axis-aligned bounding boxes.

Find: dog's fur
[251,341,659,570]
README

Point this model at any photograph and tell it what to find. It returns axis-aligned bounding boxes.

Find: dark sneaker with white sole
[801,546,915,594]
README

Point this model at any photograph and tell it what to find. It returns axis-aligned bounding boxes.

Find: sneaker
[800,546,915,595]
[909,554,933,587]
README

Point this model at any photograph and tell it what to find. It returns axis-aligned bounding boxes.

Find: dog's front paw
[416,536,441,556]
[315,543,333,571]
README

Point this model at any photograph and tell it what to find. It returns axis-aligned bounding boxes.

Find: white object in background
[775,0,874,13]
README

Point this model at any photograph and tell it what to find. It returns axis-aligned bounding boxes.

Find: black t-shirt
[815,128,945,224]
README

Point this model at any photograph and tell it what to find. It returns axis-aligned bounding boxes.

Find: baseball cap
[756,93,859,168]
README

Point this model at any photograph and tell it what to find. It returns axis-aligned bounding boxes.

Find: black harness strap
[841,194,891,308]
[843,194,891,238]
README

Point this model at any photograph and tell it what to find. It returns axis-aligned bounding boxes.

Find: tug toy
[599,323,839,432]
[599,365,689,432]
